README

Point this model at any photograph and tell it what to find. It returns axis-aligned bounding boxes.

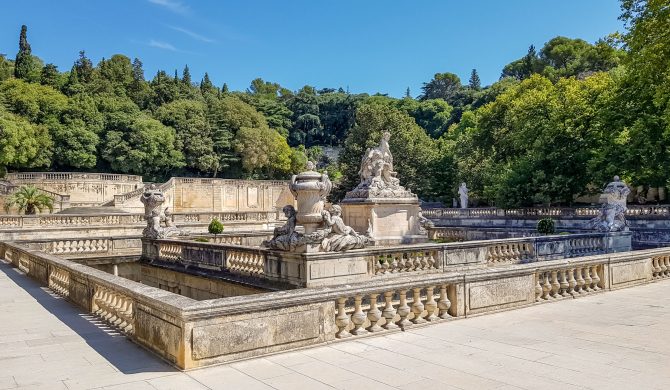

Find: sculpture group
[263,161,371,252]
[588,176,630,232]
[345,131,416,200]
[140,185,182,239]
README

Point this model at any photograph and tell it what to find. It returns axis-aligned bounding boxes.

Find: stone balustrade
[374,250,441,275]
[145,232,629,287]
[651,255,670,279]
[6,172,143,182]
[0,210,276,230]
[18,236,141,258]
[151,239,266,277]
[92,285,135,334]
[335,282,455,338]
[486,242,534,264]
[424,205,670,219]
[534,262,604,301]
[0,239,668,370]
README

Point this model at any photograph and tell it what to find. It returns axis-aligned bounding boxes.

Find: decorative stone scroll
[344,131,416,200]
[140,185,182,239]
[587,176,630,232]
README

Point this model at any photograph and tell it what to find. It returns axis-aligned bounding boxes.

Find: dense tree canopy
[1,4,669,205]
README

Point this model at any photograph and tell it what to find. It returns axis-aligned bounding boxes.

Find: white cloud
[147,0,189,14]
[149,39,177,51]
[169,26,215,43]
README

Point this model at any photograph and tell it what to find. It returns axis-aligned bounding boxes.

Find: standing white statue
[458,182,469,209]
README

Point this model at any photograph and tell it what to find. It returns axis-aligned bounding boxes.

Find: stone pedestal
[341,198,427,245]
[604,231,632,253]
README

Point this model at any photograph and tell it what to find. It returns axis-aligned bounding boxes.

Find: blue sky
[0,0,623,97]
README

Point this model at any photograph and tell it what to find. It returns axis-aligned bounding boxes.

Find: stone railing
[17,236,142,258]
[174,177,288,187]
[0,210,277,230]
[6,172,143,182]
[150,239,267,277]
[1,238,667,370]
[335,281,456,338]
[423,205,670,219]
[145,232,630,287]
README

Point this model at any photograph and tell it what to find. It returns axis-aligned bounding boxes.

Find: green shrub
[193,237,209,242]
[208,218,224,235]
[537,218,556,235]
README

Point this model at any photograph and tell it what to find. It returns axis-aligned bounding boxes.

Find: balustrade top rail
[0,210,278,229]
[173,177,288,186]
[6,172,143,182]
[423,205,670,219]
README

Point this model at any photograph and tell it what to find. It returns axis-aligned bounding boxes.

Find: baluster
[575,267,585,294]
[411,287,426,324]
[366,293,383,332]
[559,269,570,298]
[350,295,368,335]
[396,289,412,329]
[535,275,543,302]
[424,286,438,321]
[652,257,661,278]
[427,251,436,269]
[419,252,428,270]
[335,297,351,338]
[661,256,669,277]
[390,253,399,272]
[583,266,593,293]
[382,291,398,330]
[591,265,601,291]
[539,272,550,300]
[550,270,560,298]
[437,284,452,319]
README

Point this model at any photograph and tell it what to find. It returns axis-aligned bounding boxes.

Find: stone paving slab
[1,258,670,389]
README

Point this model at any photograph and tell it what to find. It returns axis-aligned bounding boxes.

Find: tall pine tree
[468,69,481,90]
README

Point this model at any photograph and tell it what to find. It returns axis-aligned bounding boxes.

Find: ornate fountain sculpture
[341,131,427,245]
[140,185,181,239]
[263,162,370,252]
[588,176,630,232]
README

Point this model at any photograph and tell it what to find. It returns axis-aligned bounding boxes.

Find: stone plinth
[341,198,427,245]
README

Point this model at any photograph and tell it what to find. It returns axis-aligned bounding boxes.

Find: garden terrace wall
[1,239,667,370]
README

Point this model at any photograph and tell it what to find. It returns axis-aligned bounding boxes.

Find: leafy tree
[0,55,13,81]
[208,218,224,234]
[155,100,219,175]
[40,64,62,88]
[3,185,54,215]
[420,72,462,104]
[74,51,94,84]
[0,108,52,170]
[234,126,292,178]
[101,115,184,179]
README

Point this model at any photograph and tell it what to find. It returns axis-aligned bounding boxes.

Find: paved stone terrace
[1,259,669,390]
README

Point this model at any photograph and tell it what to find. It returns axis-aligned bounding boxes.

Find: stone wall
[1,239,667,370]
[5,172,143,208]
[111,177,293,213]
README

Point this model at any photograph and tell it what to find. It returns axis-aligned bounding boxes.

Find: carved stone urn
[289,161,332,234]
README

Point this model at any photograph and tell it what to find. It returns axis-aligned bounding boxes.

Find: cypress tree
[222,83,229,93]
[405,87,411,98]
[468,69,481,90]
[14,25,34,79]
